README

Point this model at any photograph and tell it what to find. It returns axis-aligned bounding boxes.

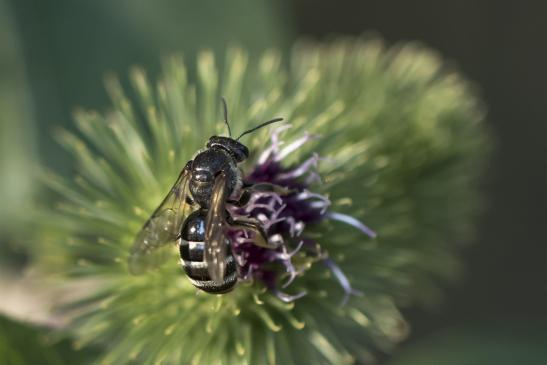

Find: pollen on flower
[228,126,376,303]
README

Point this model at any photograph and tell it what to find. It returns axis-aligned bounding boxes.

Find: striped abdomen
[179,209,237,293]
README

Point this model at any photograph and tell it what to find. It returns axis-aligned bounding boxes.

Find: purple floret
[229,126,375,303]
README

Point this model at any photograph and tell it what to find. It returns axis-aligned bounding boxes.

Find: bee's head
[212,98,283,163]
[207,136,249,163]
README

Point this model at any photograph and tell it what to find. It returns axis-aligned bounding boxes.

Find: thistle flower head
[36,38,488,364]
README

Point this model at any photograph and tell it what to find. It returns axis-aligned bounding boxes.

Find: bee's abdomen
[179,241,237,293]
[179,209,237,293]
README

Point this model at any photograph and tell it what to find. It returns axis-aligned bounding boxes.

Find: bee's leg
[242,182,292,195]
[227,190,252,207]
[237,266,255,285]
[228,183,293,207]
[226,215,277,249]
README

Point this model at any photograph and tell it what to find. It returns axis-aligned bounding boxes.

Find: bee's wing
[204,172,229,283]
[128,166,192,274]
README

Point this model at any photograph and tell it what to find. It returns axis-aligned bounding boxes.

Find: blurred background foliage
[0,0,36,263]
[8,0,291,173]
[1,0,546,364]
[0,315,93,365]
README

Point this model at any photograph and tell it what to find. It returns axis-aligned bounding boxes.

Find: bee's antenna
[236,117,284,141]
[221,97,232,138]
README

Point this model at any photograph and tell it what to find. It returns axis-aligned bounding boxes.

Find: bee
[128,99,285,293]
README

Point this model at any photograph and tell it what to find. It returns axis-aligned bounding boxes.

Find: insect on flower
[35,42,485,364]
[129,98,377,302]
[128,98,287,293]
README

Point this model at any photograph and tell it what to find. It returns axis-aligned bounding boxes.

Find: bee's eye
[193,170,213,183]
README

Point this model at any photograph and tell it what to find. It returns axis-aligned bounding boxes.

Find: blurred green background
[1,0,546,363]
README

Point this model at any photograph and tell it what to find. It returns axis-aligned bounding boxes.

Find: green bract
[37,38,488,364]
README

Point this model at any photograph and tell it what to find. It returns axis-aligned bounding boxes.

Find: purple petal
[257,124,292,164]
[277,153,319,180]
[296,190,331,214]
[323,257,363,306]
[274,132,319,161]
[272,289,308,303]
[326,211,377,238]
[305,172,322,185]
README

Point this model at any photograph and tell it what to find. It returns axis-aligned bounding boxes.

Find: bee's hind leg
[226,215,278,249]
[228,182,293,207]
[243,182,292,195]
[226,182,292,248]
